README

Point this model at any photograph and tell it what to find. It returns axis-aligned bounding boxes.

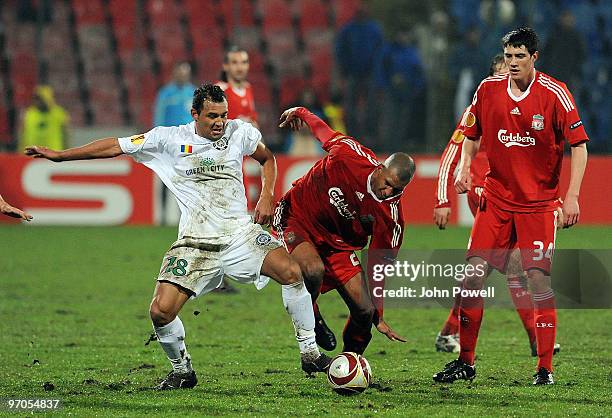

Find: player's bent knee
[278,260,303,285]
[301,259,324,282]
[149,300,177,326]
[463,275,485,290]
[351,303,375,325]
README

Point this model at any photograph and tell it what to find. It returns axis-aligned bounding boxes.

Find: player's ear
[532,51,539,63]
[191,108,199,120]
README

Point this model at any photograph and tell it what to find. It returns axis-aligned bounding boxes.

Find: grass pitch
[0,225,611,417]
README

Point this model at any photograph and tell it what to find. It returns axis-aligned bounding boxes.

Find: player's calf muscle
[261,249,303,285]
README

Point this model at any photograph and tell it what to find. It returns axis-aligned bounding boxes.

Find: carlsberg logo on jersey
[328,187,356,220]
[497,129,536,148]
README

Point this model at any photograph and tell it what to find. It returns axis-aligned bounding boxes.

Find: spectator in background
[416,10,453,152]
[154,62,196,127]
[216,46,258,128]
[20,85,69,151]
[450,27,488,120]
[540,10,586,93]
[322,91,346,135]
[154,62,195,227]
[376,30,425,152]
[335,4,384,148]
[285,87,326,156]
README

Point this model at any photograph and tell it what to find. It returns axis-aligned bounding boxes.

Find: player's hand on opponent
[433,207,451,230]
[454,167,471,194]
[24,146,62,162]
[562,196,579,228]
[278,107,305,131]
[375,319,407,343]
[0,200,33,221]
[254,192,274,226]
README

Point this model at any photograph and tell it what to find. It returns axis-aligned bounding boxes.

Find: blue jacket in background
[335,19,384,77]
[375,41,425,102]
[154,82,197,127]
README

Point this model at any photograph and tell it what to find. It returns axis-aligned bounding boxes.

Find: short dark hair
[220,46,248,82]
[223,45,248,63]
[192,84,226,114]
[502,27,539,55]
[385,153,416,187]
[488,53,505,76]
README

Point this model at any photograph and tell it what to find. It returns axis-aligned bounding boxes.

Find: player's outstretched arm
[0,194,32,221]
[24,137,124,162]
[279,107,339,144]
[250,141,277,226]
[563,143,587,228]
[454,137,480,194]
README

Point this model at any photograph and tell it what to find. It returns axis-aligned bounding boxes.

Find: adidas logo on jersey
[510,107,521,115]
[355,191,364,201]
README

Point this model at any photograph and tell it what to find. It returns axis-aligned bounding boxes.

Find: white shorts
[156,223,282,297]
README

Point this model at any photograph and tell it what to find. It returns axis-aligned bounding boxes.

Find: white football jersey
[118,120,260,243]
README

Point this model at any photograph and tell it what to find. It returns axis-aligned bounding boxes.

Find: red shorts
[467,187,483,217]
[273,200,362,293]
[466,196,559,274]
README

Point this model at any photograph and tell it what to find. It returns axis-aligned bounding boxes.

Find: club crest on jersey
[180,144,193,153]
[531,114,544,130]
[328,187,356,220]
[285,231,296,244]
[255,233,272,246]
[201,157,215,167]
[213,138,228,151]
[497,129,536,148]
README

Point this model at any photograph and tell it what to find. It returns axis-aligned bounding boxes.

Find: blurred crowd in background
[1,0,610,155]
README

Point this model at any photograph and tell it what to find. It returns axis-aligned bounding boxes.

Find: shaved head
[384,153,416,187]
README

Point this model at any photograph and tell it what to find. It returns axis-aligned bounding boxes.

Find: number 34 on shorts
[532,240,554,261]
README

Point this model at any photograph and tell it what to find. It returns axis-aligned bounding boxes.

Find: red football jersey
[463,71,588,212]
[285,134,404,253]
[216,81,258,122]
[435,106,489,208]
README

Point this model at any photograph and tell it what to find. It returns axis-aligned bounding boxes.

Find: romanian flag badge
[181,144,193,153]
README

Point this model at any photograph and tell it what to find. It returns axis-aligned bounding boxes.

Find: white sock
[282,281,320,358]
[154,316,191,372]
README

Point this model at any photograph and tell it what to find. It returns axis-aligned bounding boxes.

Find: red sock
[458,289,484,366]
[533,290,557,371]
[507,276,536,344]
[441,293,461,335]
[342,316,372,355]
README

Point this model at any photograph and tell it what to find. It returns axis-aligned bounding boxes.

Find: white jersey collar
[507,70,537,102]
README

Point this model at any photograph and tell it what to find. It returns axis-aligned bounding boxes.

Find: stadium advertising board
[1,154,610,225]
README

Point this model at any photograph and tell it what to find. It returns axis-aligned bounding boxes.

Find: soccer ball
[327,352,372,395]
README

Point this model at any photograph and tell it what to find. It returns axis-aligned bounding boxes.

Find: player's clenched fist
[434,207,451,230]
[24,146,62,162]
[454,167,471,194]
[278,107,305,131]
[253,193,274,226]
